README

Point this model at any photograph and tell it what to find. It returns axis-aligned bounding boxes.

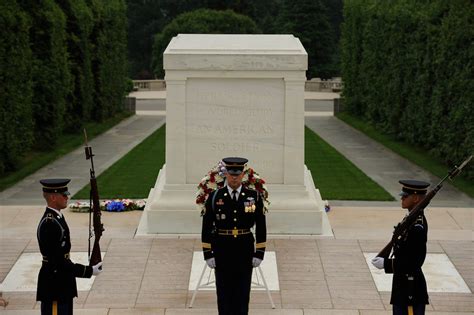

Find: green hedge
[58,0,94,132]
[152,9,260,78]
[341,0,473,179]
[25,0,71,149]
[88,0,128,122]
[279,0,338,79]
[0,0,128,178]
[0,1,33,175]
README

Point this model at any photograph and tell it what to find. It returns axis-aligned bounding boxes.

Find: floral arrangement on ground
[196,160,270,214]
[69,199,146,213]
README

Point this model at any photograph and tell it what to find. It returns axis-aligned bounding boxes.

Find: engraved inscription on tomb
[186,78,285,183]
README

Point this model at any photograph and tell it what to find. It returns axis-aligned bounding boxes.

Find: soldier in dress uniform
[372,180,430,315]
[37,178,103,315]
[201,157,267,315]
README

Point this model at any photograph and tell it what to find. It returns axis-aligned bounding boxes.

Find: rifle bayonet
[84,129,93,161]
[449,155,472,180]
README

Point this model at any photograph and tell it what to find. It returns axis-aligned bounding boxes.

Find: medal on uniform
[245,197,256,212]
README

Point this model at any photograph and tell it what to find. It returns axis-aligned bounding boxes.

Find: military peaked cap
[223,157,248,175]
[399,179,430,197]
[40,178,71,195]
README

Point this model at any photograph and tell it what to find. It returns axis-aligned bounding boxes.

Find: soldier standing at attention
[37,179,103,315]
[201,157,267,315]
[372,180,430,315]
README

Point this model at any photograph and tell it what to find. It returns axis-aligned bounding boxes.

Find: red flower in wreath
[196,161,270,214]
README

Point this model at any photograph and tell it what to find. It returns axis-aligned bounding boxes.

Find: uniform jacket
[201,186,267,260]
[36,207,93,302]
[384,213,429,305]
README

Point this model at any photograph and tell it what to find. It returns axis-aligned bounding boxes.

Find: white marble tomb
[137,34,331,235]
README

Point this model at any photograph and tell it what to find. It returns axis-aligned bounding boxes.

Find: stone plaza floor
[1,94,472,314]
[0,204,472,314]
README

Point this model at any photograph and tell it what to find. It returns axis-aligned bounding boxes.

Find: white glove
[371,257,384,270]
[206,258,216,269]
[252,257,263,268]
[92,262,103,275]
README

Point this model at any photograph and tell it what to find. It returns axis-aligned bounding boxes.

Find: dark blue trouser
[215,264,252,315]
[214,234,254,315]
[393,304,426,315]
[41,300,73,315]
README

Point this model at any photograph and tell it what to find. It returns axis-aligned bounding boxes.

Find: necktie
[232,190,238,201]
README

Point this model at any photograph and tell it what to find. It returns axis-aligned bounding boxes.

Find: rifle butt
[377,240,393,259]
[89,242,102,266]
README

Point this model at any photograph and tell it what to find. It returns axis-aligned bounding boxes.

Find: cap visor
[227,170,243,175]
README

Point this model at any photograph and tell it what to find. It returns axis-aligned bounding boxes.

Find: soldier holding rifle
[372,155,472,315]
[36,179,103,315]
[372,180,430,315]
[37,129,104,315]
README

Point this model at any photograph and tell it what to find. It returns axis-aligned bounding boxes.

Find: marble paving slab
[188,251,279,291]
[364,252,471,293]
[0,252,104,292]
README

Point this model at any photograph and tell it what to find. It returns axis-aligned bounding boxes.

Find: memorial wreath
[196,160,270,215]
[69,199,146,212]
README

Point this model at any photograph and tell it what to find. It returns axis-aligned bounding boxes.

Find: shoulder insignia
[37,213,65,244]
[416,215,424,224]
[413,216,424,229]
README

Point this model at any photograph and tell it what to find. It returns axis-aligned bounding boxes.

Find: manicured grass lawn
[305,127,394,200]
[73,124,165,199]
[0,112,132,192]
[337,112,474,198]
[74,123,393,201]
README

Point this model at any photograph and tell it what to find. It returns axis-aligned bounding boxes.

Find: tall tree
[240,0,284,34]
[127,0,205,79]
[88,0,128,121]
[322,0,343,75]
[0,0,33,174]
[279,0,337,79]
[341,0,474,179]
[21,0,71,149]
[57,0,94,132]
[152,9,260,78]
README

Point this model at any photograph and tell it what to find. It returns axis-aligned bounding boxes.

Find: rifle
[84,129,104,267]
[377,155,472,259]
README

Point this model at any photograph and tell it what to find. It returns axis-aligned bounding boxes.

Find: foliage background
[0,0,33,175]
[0,0,129,177]
[341,0,473,179]
[152,9,260,78]
[127,0,342,80]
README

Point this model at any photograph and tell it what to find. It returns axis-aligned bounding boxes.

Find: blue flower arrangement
[69,199,146,213]
[106,201,125,212]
